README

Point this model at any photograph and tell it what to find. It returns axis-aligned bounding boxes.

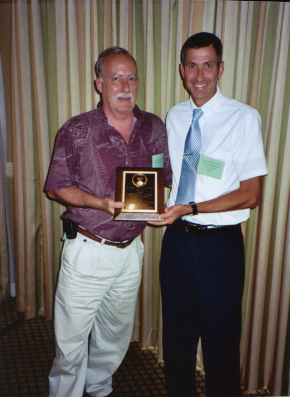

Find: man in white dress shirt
[150,32,268,396]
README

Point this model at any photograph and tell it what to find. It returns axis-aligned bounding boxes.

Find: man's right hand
[100,197,125,216]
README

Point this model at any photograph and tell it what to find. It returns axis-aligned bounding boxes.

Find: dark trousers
[160,221,245,397]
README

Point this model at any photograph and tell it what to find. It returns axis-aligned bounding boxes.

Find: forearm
[149,176,262,226]
[47,187,102,208]
[46,187,124,215]
[197,177,261,214]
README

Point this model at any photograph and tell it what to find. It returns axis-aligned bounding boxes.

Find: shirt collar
[189,86,223,117]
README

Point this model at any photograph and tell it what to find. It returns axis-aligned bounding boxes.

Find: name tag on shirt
[197,155,225,179]
[152,153,163,168]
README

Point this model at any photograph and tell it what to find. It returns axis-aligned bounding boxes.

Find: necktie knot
[192,108,203,123]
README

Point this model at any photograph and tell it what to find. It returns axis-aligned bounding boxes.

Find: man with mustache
[44,47,171,397]
[150,32,267,396]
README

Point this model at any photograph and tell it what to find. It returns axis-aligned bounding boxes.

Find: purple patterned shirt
[44,103,172,241]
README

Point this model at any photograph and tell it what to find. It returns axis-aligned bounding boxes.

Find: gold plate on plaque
[114,167,164,221]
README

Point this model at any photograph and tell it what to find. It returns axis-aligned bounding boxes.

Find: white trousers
[49,233,144,397]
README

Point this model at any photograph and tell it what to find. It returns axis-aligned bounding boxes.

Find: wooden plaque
[114,167,164,221]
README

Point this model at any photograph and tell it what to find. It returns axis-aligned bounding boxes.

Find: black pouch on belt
[63,215,78,239]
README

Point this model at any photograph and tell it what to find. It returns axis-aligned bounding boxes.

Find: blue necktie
[175,108,203,205]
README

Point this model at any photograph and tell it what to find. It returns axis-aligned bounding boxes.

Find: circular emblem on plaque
[132,173,148,187]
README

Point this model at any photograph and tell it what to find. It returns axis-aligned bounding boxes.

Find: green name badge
[197,155,225,179]
[152,153,164,168]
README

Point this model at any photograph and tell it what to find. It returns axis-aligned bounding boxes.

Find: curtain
[0,53,15,302]
[1,0,290,394]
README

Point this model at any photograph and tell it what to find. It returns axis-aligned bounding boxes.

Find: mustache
[116,93,133,99]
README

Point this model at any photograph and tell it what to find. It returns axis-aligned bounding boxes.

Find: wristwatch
[189,201,198,215]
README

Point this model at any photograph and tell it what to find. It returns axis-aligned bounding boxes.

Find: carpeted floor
[0,297,270,397]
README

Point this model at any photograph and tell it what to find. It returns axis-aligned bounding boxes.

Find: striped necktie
[175,108,203,205]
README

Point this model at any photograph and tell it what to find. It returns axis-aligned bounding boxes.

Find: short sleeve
[44,125,79,192]
[234,110,268,181]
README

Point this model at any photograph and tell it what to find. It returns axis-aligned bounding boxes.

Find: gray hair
[95,47,137,81]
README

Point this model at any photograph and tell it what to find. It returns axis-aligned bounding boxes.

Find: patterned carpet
[0,297,270,397]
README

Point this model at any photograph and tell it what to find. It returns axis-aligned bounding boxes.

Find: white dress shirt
[166,87,268,225]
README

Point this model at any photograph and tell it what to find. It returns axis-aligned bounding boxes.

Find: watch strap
[189,201,198,215]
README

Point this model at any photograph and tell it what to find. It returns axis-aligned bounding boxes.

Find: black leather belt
[77,226,134,249]
[177,219,235,234]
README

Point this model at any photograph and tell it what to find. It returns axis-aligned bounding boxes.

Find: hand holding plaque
[114,167,164,221]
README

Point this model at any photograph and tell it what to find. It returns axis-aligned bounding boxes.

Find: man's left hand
[148,204,192,226]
